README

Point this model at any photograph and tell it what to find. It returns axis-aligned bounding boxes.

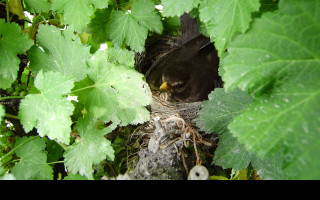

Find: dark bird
[145,13,222,103]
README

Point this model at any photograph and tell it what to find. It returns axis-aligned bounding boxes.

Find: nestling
[145,13,222,102]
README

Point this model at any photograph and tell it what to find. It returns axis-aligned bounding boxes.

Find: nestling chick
[145,13,222,102]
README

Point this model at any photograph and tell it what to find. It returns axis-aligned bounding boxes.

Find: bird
[145,13,222,103]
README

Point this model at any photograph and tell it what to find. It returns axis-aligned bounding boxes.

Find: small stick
[193,131,201,165]
[181,151,189,176]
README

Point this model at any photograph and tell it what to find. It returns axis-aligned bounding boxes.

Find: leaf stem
[2,158,21,167]
[5,113,19,120]
[0,136,40,164]
[105,160,117,177]
[47,160,65,165]
[5,0,9,22]
[54,139,68,151]
[0,96,24,101]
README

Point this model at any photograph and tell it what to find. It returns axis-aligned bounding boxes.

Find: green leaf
[28,24,90,81]
[88,7,113,44]
[105,48,135,67]
[63,174,88,180]
[162,16,181,34]
[213,129,253,171]
[252,0,279,18]
[109,11,147,52]
[46,139,64,163]
[222,0,320,179]
[199,0,260,57]
[9,0,25,20]
[0,105,4,123]
[0,19,33,89]
[109,0,163,52]
[130,0,163,34]
[11,136,53,180]
[213,130,283,180]
[51,0,109,33]
[64,114,115,180]
[18,71,75,144]
[196,88,252,134]
[250,152,284,180]
[197,88,283,180]
[23,0,51,13]
[72,49,152,126]
[162,0,200,17]
[0,174,15,180]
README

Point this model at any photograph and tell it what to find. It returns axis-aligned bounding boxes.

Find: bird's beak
[160,82,171,91]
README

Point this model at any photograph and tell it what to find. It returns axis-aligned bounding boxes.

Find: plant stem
[54,139,68,151]
[0,96,24,101]
[5,113,19,120]
[5,0,9,22]
[105,160,117,177]
[47,160,65,165]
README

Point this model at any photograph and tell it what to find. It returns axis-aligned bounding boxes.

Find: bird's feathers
[145,13,222,102]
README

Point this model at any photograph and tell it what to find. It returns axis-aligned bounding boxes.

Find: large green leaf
[28,24,90,81]
[72,48,152,126]
[51,0,109,33]
[162,0,200,17]
[11,136,53,180]
[197,88,252,135]
[105,48,135,67]
[197,89,283,179]
[199,0,260,58]
[213,129,253,171]
[23,0,51,13]
[221,0,320,179]
[88,7,113,44]
[64,114,115,180]
[213,130,283,180]
[18,71,75,144]
[109,11,147,52]
[109,0,163,52]
[0,19,33,89]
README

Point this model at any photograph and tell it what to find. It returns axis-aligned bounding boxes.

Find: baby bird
[145,13,222,102]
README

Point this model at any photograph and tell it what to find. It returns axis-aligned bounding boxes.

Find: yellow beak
[160,82,171,90]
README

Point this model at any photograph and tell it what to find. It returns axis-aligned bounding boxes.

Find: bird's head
[159,67,192,101]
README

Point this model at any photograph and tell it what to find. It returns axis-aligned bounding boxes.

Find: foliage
[221,0,320,180]
[199,0,260,58]
[0,19,33,89]
[64,114,115,180]
[11,136,53,180]
[71,49,151,127]
[197,0,320,180]
[0,0,319,180]
[109,0,163,52]
[51,0,110,33]
[197,89,283,180]
[28,24,91,81]
[18,70,75,144]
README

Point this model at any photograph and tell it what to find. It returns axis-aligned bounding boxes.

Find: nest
[113,36,217,180]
